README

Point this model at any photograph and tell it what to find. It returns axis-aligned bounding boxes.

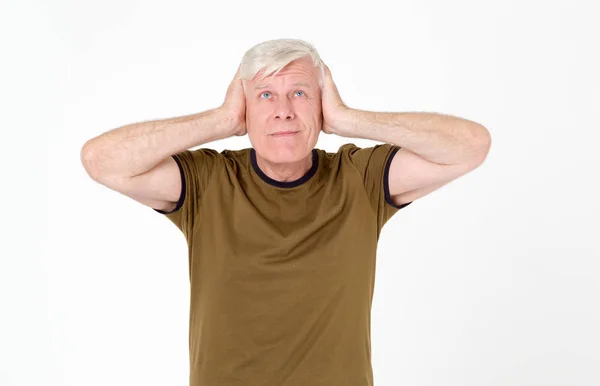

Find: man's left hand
[320,62,351,135]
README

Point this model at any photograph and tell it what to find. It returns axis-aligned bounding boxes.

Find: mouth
[270,131,299,137]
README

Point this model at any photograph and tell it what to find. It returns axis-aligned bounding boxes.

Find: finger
[323,64,333,85]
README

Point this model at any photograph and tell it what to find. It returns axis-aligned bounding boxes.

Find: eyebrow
[254,82,312,90]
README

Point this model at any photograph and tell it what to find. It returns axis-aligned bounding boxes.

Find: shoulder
[189,147,251,166]
[174,147,248,178]
[319,142,397,167]
[221,147,251,161]
[316,143,359,162]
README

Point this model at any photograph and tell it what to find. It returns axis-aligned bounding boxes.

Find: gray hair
[238,38,325,92]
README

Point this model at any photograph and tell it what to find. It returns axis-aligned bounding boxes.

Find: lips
[271,131,298,136]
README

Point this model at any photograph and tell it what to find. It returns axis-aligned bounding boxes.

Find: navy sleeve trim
[153,155,186,214]
[384,146,413,210]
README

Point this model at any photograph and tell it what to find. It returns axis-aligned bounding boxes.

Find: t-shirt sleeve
[343,143,412,232]
[153,148,221,239]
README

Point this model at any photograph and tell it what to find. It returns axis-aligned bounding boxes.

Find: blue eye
[260,90,305,99]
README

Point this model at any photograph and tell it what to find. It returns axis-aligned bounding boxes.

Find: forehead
[253,80,312,90]
[252,60,318,90]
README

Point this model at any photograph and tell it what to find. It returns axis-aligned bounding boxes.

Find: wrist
[331,107,358,137]
[214,108,243,137]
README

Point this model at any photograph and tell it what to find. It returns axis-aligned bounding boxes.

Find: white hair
[238,38,325,92]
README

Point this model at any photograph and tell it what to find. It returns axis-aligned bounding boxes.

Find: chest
[190,177,379,285]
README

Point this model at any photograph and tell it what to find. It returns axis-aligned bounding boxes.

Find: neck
[255,151,313,182]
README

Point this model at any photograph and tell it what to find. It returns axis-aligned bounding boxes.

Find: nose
[274,98,295,120]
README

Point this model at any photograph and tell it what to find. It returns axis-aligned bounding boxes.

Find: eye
[259,90,305,99]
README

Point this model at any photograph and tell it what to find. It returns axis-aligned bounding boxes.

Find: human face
[243,57,322,164]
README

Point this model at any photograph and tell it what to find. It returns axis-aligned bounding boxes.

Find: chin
[259,144,312,164]
[266,149,306,163]
[251,131,318,163]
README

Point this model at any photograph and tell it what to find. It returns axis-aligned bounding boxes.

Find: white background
[1,0,599,385]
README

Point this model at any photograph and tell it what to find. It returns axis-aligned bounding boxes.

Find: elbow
[80,139,102,181]
[472,126,491,165]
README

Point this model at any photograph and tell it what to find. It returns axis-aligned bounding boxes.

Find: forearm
[337,109,490,165]
[81,108,235,179]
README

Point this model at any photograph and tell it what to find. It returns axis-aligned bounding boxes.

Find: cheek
[307,104,322,122]
[246,104,265,122]
[249,103,272,118]
[297,99,319,113]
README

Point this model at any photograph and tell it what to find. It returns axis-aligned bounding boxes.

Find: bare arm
[80,68,246,212]
[80,108,236,179]
[80,108,239,212]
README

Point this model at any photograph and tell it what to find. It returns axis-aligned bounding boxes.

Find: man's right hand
[219,67,247,136]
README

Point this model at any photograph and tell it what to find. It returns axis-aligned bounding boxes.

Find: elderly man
[81,38,491,385]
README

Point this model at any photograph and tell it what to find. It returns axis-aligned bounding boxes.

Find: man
[81,39,491,385]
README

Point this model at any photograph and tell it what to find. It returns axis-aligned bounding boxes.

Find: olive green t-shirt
[154,143,412,386]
